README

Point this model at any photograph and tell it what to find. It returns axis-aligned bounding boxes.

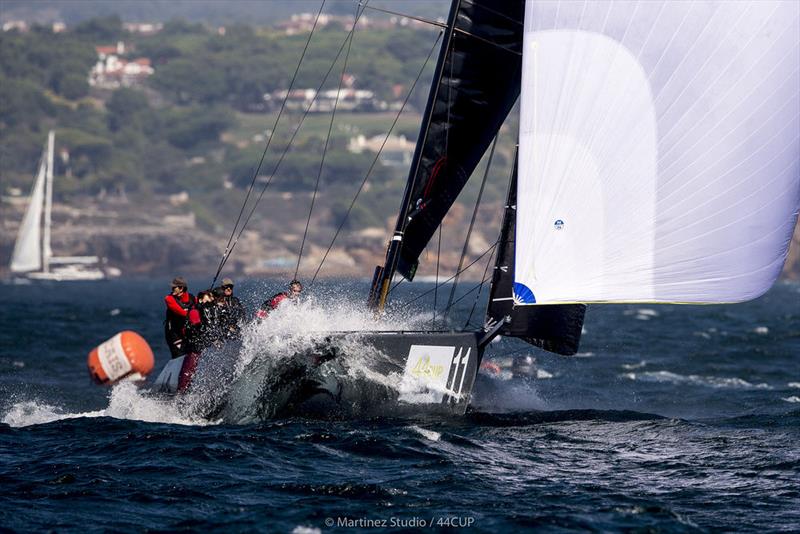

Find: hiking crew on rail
[166,276,303,357]
[164,277,196,358]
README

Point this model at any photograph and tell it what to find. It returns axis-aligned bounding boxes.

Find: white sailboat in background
[9,131,118,281]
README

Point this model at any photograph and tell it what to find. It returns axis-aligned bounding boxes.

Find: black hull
[192,330,483,422]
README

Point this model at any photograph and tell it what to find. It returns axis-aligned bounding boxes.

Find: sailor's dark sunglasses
[223,285,233,289]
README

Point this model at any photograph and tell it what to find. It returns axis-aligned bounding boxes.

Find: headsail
[10,156,46,273]
[514,0,800,305]
[393,0,525,280]
[486,155,585,355]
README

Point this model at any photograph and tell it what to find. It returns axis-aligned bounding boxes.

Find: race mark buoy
[88,331,154,385]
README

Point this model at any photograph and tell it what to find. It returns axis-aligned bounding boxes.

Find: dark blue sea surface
[1,279,798,532]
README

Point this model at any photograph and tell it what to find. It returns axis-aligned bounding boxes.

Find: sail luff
[387,0,525,286]
[10,156,46,273]
[372,0,462,311]
[43,130,54,273]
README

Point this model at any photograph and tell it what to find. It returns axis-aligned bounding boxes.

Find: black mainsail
[371,0,525,309]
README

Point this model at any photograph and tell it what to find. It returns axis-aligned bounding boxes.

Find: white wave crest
[2,382,213,428]
[621,370,772,390]
[621,360,648,370]
[408,425,441,441]
[781,396,800,403]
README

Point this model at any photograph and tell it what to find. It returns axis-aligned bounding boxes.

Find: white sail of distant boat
[9,131,119,281]
[10,157,46,273]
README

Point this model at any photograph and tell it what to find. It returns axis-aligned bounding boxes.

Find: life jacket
[256,292,289,319]
[164,293,196,331]
[268,292,288,310]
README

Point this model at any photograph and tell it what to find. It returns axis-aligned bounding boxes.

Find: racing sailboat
[9,131,116,281]
[155,0,799,418]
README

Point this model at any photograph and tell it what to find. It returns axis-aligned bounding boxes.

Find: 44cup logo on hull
[399,344,472,404]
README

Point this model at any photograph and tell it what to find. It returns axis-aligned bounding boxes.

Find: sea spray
[1,382,208,427]
[184,295,426,422]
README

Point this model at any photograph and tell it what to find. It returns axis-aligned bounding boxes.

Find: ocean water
[1,279,798,532]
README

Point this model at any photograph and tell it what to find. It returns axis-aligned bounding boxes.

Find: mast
[42,130,54,274]
[369,0,524,313]
[370,0,462,313]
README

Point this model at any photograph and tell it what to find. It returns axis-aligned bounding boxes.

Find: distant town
[1,10,798,281]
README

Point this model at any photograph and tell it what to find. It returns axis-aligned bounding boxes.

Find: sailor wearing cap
[217,277,246,333]
[164,276,196,358]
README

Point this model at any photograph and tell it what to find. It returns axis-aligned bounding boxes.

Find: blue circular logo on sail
[554,219,564,230]
[513,282,536,304]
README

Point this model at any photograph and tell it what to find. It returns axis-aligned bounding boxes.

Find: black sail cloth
[396,0,525,279]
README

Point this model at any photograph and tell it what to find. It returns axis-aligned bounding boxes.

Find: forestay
[515,0,800,304]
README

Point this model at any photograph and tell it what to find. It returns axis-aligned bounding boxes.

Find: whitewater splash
[172,295,436,422]
[2,382,210,428]
[3,295,432,428]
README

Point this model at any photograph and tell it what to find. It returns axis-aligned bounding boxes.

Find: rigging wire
[432,224,442,329]
[294,2,356,280]
[308,28,445,286]
[461,0,524,27]
[464,144,517,329]
[398,239,497,310]
[443,134,497,323]
[388,277,404,296]
[442,264,495,319]
[213,1,370,279]
[211,0,326,288]
[464,238,496,329]
[359,4,447,29]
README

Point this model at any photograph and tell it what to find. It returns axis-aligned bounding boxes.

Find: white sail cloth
[10,158,46,273]
[515,0,800,304]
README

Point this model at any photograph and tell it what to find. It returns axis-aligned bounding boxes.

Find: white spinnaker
[515,0,800,304]
[9,157,46,273]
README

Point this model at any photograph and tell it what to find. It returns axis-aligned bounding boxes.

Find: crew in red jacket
[256,279,302,319]
[164,276,196,358]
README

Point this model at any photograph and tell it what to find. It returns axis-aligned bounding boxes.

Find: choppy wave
[622,360,648,370]
[624,308,660,321]
[2,382,210,428]
[621,370,772,390]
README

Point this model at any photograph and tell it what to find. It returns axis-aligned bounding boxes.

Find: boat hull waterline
[152,331,482,420]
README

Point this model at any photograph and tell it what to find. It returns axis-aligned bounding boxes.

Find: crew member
[257,279,302,319]
[213,286,238,339]
[164,277,196,358]
[220,277,246,327]
[186,290,217,351]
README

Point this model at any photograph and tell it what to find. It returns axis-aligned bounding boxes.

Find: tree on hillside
[74,15,124,41]
[106,88,150,131]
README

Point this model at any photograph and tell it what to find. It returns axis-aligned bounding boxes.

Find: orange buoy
[88,331,154,385]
